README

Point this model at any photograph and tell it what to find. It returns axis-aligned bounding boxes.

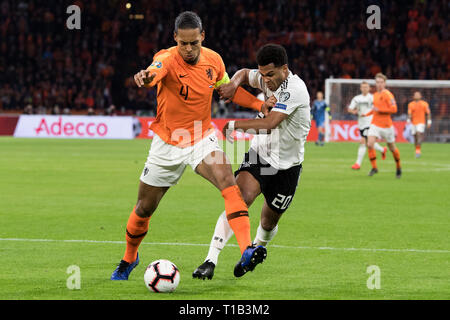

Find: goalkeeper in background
[311,91,330,146]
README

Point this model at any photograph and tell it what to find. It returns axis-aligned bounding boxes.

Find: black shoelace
[117,260,130,273]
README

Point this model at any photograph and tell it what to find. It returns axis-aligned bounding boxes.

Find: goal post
[324,78,450,142]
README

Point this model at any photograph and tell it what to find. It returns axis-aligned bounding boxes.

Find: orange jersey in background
[408,100,430,125]
[368,89,397,128]
[144,46,228,147]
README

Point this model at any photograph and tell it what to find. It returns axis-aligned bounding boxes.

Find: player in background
[407,91,432,158]
[192,44,311,279]
[111,11,268,281]
[311,91,330,146]
[363,73,402,178]
[348,81,387,170]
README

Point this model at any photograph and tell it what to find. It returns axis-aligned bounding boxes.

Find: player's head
[413,91,422,101]
[174,11,205,65]
[316,91,324,100]
[360,81,370,95]
[256,44,289,92]
[375,73,387,91]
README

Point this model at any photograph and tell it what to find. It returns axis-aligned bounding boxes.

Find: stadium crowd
[0,0,448,118]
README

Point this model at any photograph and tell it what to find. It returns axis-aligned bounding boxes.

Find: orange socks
[122,186,251,262]
[392,148,401,169]
[415,145,421,154]
[123,207,150,263]
[222,185,251,254]
[368,148,377,169]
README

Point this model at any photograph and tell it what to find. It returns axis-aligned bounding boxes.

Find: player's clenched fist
[217,82,237,102]
[222,120,236,144]
[134,70,156,87]
[262,95,277,117]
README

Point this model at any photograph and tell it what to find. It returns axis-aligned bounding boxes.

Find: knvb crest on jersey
[206,68,213,80]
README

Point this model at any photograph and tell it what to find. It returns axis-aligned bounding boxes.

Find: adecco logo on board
[14,115,135,139]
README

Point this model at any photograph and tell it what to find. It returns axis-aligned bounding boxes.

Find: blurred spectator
[106,104,117,116]
[23,104,33,114]
[0,0,448,118]
[51,105,60,115]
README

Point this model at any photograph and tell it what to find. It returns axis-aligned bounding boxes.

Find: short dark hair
[174,11,203,33]
[256,44,288,67]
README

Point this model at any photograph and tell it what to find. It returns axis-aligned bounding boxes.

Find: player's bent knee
[260,219,278,232]
[217,172,238,191]
[240,190,257,207]
[387,143,396,152]
[260,213,280,231]
[135,200,158,218]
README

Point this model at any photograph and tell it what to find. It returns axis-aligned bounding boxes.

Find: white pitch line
[0,238,449,254]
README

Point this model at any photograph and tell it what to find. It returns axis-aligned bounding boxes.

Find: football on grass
[144,259,180,293]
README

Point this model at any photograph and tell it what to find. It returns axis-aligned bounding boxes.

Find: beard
[183,52,199,65]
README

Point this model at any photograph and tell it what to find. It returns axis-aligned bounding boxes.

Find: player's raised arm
[135,51,173,88]
[222,96,282,141]
[377,91,398,114]
[216,68,250,100]
[216,68,265,113]
[134,70,156,88]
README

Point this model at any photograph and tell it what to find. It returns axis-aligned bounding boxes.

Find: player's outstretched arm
[376,104,397,114]
[362,110,374,117]
[377,92,398,114]
[222,96,283,142]
[134,70,156,88]
[216,68,250,101]
[231,87,265,113]
[216,69,265,114]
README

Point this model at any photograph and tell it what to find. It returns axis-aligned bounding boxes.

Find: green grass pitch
[0,137,449,300]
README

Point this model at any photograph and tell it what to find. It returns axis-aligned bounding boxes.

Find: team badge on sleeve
[274,103,287,110]
[279,92,290,102]
[150,61,163,68]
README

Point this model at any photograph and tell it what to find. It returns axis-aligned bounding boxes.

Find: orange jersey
[408,100,430,125]
[369,89,397,128]
[144,46,229,147]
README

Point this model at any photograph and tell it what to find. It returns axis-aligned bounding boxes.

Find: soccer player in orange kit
[111,11,269,280]
[363,73,402,178]
[408,91,432,158]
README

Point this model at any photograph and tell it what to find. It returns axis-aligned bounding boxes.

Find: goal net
[324,78,450,142]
